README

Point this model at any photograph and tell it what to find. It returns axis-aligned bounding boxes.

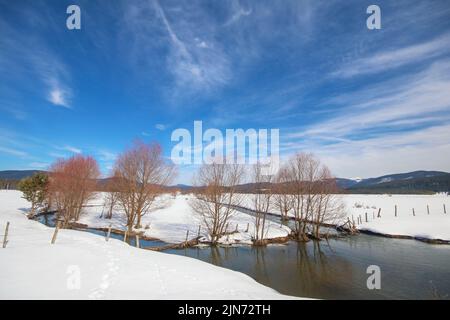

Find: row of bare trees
[43,140,175,230]
[38,140,341,243]
[190,153,344,245]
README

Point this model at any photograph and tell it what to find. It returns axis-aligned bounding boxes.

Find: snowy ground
[79,193,291,245]
[342,194,450,241]
[0,190,296,299]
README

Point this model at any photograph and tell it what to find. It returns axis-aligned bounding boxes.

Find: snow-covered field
[342,194,450,241]
[239,193,450,242]
[79,193,291,245]
[0,190,294,299]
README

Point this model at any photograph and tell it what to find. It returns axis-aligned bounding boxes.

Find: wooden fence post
[2,221,10,248]
[365,212,368,223]
[377,208,381,218]
[106,224,112,242]
[444,204,447,214]
[412,208,415,216]
[51,220,60,244]
[395,205,397,217]
[427,205,430,215]
[245,223,249,232]
[135,235,140,248]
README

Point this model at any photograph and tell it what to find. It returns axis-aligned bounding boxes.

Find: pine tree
[18,173,49,218]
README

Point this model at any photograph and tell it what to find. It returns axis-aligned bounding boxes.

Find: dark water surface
[167,236,450,299]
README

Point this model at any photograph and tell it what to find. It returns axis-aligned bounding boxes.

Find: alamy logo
[171,121,279,174]
[66,5,81,30]
[366,5,381,30]
[366,265,381,290]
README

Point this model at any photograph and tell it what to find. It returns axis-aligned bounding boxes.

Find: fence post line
[51,220,60,244]
[106,224,112,241]
[2,221,10,248]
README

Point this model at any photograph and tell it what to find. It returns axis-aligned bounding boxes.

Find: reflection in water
[168,237,450,300]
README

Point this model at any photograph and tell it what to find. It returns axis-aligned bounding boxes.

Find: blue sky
[1,0,450,184]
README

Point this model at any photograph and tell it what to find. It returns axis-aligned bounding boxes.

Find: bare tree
[190,162,244,245]
[284,153,344,240]
[272,166,293,222]
[251,162,274,245]
[310,166,345,238]
[49,155,100,228]
[103,179,120,219]
[113,141,175,233]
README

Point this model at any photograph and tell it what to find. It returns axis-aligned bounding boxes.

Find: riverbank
[79,193,291,245]
[0,191,296,299]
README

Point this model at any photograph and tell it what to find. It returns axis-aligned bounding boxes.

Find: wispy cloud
[58,145,82,154]
[0,6,73,109]
[332,33,450,78]
[48,88,71,108]
[153,0,231,95]
[97,150,117,162]
[224,0,252,26]
[0,146,28,157]
[289,59,450,140]
[155,123,166,131]
[282,56,450,178]
[29,162,49,169]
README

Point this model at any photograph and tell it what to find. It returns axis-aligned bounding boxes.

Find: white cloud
[224,1,252,26]
[97,150,117,162]
[48,88,70,108]
[155,124,166,131]
[282,58,450,178]
[0,11,73,110]
[333,33,450,78]
[0,146,28,157]
[29,162,49,169]
[289,59,450,140]
[59,145,82,154]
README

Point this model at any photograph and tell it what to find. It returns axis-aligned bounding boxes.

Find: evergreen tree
[18,173,49,217]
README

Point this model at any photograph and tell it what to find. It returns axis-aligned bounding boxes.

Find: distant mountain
[2,169,449,194]
[0,170,46,180]
[342,171,450,194]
